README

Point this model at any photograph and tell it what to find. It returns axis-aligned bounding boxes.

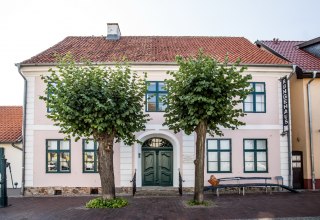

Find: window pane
[257,152,266,161]
[220,162,230,172]
[257,162,267,171]
[255,83,265,92]
[147,102,156,111]
[158,94,167,111]
[84,140,95,150]
[208,162,218,172]
[60,140,70,150]
[256,94,265,102]
[255,102,265,112]
[208,152,218,161]
[207,140,218,150]
[158,103,166,111]
[158,82,166,91]
[292,162,297,168]
[256,140,266,149]
[84,152,95,171]
[245,94,254,102]
[60,152,70,171]
[147,93,156,102]
[220,152,230,161]
[244,140,254,149]
[245,152,254,162]
[244,103,253,112]
[245,162,254,171]
[220,140,230,150]
[147,93,156,111]
[296,162,301,168]
[147,82,156,91]
[47,152,57,171]
[47,140,58,150]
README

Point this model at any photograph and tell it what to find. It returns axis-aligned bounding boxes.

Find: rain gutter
[15,63,27,196]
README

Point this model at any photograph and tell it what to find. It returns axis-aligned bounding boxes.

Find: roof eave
[0,140,22,144]
[19,62,292,68]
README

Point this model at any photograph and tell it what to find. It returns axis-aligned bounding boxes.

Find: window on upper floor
[243,139,268,173]
[83,139,99,173]
[146,81,167,112]
[207,139,232,173]
[46,139,71,173]
[243,82,266,113]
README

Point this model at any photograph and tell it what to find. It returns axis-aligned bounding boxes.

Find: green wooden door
[142,138,173,186]
[159,151,173,186]
[142,151,157,186]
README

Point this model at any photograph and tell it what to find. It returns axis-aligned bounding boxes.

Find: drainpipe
[16,63,27,196]
[307,71,317,190]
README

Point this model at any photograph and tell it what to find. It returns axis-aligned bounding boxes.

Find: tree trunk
[97,133,116,200]
[194,121,207,203]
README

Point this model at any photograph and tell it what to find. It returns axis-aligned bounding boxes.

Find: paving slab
[1,192,320,220]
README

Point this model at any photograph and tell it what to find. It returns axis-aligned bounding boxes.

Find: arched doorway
[142,137,173,186]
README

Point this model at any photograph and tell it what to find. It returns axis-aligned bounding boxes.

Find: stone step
[134,187,181,197]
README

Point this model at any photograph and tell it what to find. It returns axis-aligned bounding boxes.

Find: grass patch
[187,200,210,206]
[85,197,128,208]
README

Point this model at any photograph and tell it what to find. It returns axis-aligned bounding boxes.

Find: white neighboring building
[0,106,23,188]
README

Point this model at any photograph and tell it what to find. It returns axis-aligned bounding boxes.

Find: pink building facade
[18,24,293,195]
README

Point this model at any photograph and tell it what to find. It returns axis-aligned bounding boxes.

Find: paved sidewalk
[1,192,320,220]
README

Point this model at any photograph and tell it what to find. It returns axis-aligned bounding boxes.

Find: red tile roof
[258,40,320,72]
[0,106,23,143]
[21,36,289,65]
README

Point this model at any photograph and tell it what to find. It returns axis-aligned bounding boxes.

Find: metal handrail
[130,169,137,197]
[178,168,185,196]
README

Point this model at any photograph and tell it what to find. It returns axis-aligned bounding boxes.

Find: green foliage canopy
[163,52,252,136]
[40,54,149,144]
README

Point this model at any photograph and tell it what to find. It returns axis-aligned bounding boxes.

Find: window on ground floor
[207,139,232,173]
[46,139,71,173]
[243,139,268,173]
[83,139,99,173]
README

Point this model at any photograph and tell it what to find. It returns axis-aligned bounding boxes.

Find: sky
[0,0,319,106]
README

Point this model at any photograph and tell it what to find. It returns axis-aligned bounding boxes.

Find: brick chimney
[106,23,121,40]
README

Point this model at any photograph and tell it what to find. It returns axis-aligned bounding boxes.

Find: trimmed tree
[163,52,252,203]
[40,54,149,199]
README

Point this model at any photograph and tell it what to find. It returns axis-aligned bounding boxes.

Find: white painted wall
[0,143,22,188]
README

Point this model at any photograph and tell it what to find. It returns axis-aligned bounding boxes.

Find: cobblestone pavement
[1,192,320,220]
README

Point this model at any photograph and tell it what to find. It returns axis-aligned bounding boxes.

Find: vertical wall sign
[281,77,289,132]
